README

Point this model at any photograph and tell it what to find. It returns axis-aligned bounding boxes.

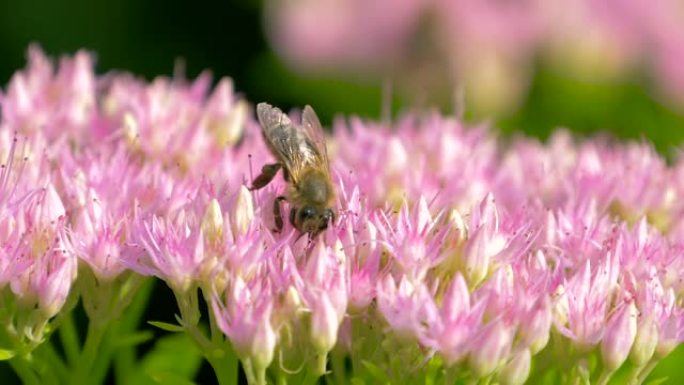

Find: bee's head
[293,206,335,235]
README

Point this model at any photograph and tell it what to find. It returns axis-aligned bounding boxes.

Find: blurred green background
[1,0,683,154]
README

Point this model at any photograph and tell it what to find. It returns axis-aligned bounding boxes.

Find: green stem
[596,369,612,385]
[626,364,642,385]
[36,342,70,383]
[636,360,659,385]
[243,358,258,385]
[90,325,116,385]
[206,351,239,385]
[203,287,222,345]
[330,348,346,385]
[71,320,108,385]
[315,353,327,377]
[177,288,238,385]
[114,277,153,385]
[277,372,288,385]
[36,360,59,385]
[58,311,80,366]
[175,289,212,351]
[114,344,135,385]
[301,354,327,385]
[9,356,41,385]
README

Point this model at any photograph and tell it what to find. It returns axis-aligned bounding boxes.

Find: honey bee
[250,103,336,235]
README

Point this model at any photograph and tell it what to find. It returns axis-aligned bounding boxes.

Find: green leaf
[124,333,203,385]
[147,371,198,385]
[645,377,669,385]
[112,331,155,348]
[361,360,390,384]
[0,349,15,360]
[148,321,184,332]
[350,378,365,385]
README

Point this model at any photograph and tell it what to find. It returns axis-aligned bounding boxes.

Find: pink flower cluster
[265,0,684,113]
[1,48,683,383]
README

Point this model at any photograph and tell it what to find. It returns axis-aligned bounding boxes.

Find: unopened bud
[231,186,254,238]
[463,226,491,287]
[500,349,531,385]
[202,199,224,245]
[630,314,658,367]
[122,112,139,147]
[310,294,340,354]
[521,297,552,354]
[469,322,511,378]
[601,302,637,372]
[251,313,276,374]
[448,208,468,242]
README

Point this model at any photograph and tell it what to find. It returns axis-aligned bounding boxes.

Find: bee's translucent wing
[301,105,330,172]
[256,102,323,184]
[256,102,291,131]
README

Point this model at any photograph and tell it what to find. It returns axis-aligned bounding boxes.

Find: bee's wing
[256,103,324,184]
[301,105,330,173]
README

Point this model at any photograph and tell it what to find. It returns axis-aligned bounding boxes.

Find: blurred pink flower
[265,0,684,112]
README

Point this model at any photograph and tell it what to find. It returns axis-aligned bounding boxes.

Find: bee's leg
[250,163,281,190]
[273,195,287,232]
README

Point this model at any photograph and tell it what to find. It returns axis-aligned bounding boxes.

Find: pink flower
[267,0,684,109]
[287,241,349,354]
[126,203,206,292]
[376,274,437,342]
[375,196,448,282]
[211,276,277,373]
[6,185,77,326]
[601,300,637,371]
[427,273,485,365]
[469,320,513,378]
[555,252,619,349]
[2,46,96,145]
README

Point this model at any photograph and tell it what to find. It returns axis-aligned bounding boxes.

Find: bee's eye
[299,207,316,221]
[318,209,334,231]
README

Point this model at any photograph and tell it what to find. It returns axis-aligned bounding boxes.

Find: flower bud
[42,184,66,223]
[122,112,139,148]
[500,349,531,385]
[601,301,637,372]
[629,314,658,367]
[655,316,679,359]
[202,198,224,245]
[231,186,254,238]
[448,208,468,243]
[310,294,340,354]
[251,311,276,374]
[551,284,569,327]
[469,322,511,378]
[463,226,492,287]
[521,297,552,354]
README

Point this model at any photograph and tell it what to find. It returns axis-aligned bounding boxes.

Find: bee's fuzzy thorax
[290,168,335,208]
